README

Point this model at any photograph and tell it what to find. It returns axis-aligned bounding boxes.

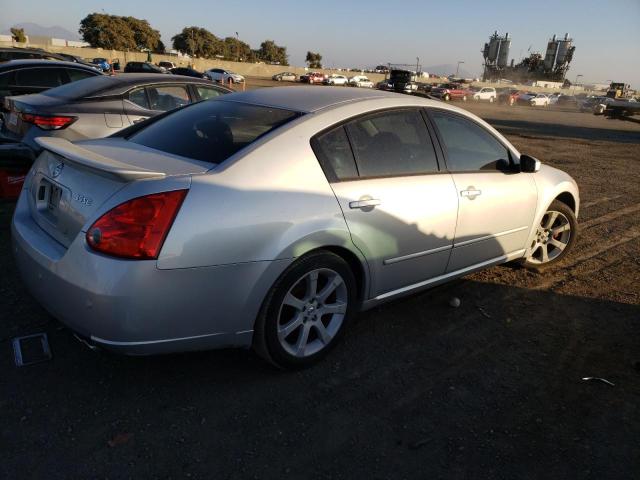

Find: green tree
[171,26,224,58]
[306,51,322,69]
[123,16,164,52]
[258,40,288,65]
[223,37,253,62]
[79,13,136,50]
[10,27,27,43]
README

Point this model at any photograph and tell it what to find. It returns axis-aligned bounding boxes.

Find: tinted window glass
[430,111,510,171]
[67,68,98,82]
[346,109,438,177]
[196,86,223,100]
[147,85,190,111]
[0,72,11,87]
[313,127,358,181]
[15,68,64,87]
[129,100,300,164]
[128,88,149,109]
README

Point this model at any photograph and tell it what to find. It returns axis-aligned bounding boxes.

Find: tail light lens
[86,189,188,259]
[20,113,77,130]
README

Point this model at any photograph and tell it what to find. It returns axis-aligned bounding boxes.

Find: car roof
[26,73,221,100]
[0,59,99,71]
[222,86,400,113]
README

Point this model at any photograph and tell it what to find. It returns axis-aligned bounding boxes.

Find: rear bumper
[11,192,290,355]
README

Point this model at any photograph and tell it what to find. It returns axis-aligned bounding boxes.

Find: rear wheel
[522,200,577,270]
[254,251,356,369]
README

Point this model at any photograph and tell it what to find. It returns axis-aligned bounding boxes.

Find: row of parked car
[271,71,375,88]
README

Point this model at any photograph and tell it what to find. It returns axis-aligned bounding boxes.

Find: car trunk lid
[27,137,210,247]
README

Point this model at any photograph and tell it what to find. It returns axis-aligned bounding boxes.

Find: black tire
[253,251,357,369]
[521,200,578,271]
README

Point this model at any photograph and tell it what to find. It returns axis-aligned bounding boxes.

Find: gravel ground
[1,87,639,479]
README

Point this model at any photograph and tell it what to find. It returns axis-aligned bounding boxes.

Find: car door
[427,109,538,272]
[314,108,459,297]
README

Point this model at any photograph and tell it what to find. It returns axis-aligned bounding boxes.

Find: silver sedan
[12,87,579,368]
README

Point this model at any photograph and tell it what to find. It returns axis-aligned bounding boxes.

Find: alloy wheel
[528,210,572,264]
[277,268,348,358]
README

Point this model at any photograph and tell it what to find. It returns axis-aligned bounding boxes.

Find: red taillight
[20,113,77,130]
[86,189,188,260]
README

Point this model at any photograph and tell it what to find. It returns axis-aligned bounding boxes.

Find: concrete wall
[0,41,590,93]
[0,41,388,82]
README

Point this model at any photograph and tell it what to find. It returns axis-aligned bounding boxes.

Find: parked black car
[170,67,205,78]
[0,47,67,63]
[55,53,99,69]
[0,59,104,105]
[124,62,166,74]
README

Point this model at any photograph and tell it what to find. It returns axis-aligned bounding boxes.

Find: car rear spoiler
[35,137,166,181]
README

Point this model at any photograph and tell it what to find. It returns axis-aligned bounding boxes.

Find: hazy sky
[3,0,640,86]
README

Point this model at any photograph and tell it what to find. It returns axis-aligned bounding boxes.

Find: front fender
[525,164,580,255]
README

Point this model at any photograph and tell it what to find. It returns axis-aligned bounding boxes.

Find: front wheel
[522,200,577,270]
[444,94,450,101]
[254,251,357,369]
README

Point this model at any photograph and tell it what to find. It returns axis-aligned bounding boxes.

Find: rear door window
[196,85,224,100]
[312,126,358,181]
[128,100,300,164]
[147,85,190,111]
[66,68,99,82]
[15,68,65,87]
[346,109,439,178]
[128,87,149,109]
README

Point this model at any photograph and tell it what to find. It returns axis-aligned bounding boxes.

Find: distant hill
[424,63,475,79]
[3,22,79,40]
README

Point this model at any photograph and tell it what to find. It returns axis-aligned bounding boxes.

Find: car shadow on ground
[2,265,639,479]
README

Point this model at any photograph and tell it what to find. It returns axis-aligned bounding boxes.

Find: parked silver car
[2,74,231,154]
[12,87,579,368]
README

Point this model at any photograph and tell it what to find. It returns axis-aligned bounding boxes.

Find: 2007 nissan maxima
[12,87,579,368]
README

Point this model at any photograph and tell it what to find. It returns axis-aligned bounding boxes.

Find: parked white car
[349,75,374,88]
[473,87,497,102]
[323,74,348,86]
[204,68,245,84]
[530,94,550,107]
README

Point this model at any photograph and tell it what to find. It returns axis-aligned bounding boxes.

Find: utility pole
[235,31,240,62]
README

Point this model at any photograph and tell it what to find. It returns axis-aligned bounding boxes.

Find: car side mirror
[520,154,541,173]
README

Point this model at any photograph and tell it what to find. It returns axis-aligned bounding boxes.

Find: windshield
[128,100,301,164]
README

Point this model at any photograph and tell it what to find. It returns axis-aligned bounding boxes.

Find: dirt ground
[1,85,639,479]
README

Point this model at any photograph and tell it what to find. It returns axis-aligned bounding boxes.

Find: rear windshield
[128,100,301,164]
[42,75,113,99]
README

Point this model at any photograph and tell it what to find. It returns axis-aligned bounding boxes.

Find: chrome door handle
[133,118,148,124]
[460,187,482,200]
[349,198,381,209]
